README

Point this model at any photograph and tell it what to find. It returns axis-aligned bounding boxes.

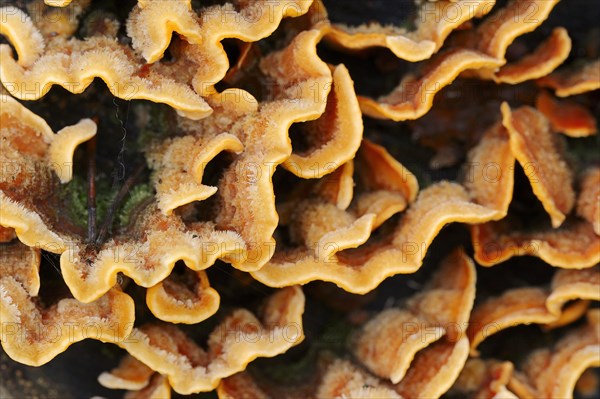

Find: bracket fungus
[115,286,305,394]
[467,266,600,354]
[0,241,135,366]
[0,0,598,397]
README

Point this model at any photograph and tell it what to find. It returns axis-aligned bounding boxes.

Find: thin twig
[95,163,145,245]
[86,135,97,243]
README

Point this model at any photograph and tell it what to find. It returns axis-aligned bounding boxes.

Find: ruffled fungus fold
[493,27,572,84]
[118,286,305,394]
[145,269,220,324]
[0,241,135,366]
[0,5,211,119]
[467,266,600,353]
[325,0,496,62]
[359,0,563,121]
[353,249,475,383]
[508,310,600,399]
[538,59,600,97]
[535,91,597,137]
[450,359,518,399]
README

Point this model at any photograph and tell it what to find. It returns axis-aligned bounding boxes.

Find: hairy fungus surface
[500,102,574,228]
[353,249,475,383]
[577,168,600,235]
[493,27,572,85]
[0,5,211,120]
[538,59,600,97]
[0,240,135,366]
[359,49,504,121]
[359,0,565,122]
[0,94,95,249]
[252,139,419,292]
[472,219,600,268]
[1,0,599,396]
[132,0,314,96]
[450,359,518,399]
[118,286,305,394]
[508,310,600,399]
[325,0,495,62]
[467,266,600,353]
[283,64,363,179]
[217,336,470,399]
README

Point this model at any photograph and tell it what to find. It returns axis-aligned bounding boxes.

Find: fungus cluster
[0,0,598,398]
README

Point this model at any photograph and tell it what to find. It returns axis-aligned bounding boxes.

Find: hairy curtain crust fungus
[0,240,135,366]
[0,94,95,249]
[508,310,600,399]
[535,91,598,137]
[252,139,419,292]
[217,336,470,398]
[145,269,220,325]
[353,248,475,383]
[467,266,600,354]
[538,59,600,97]
[324,0,496,62]
[0,4,211,120]
[449,359,518,399]
[126,0,314,97]
[0,0,599,396]
[577,167,600,236]
[117,286,305,394]
[2,25,337,304]
[358,0,565,121]
[492,27,572,85]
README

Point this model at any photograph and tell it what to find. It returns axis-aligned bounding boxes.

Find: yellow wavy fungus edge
[252,139,424,293]
[119,286,305,394]
[0,8,212,120]
[145,270,220,324]
[471,0,561,68]
[3,28,334,304]
[538,58,600,97]
[536,91,598,137]
[0,241,135,367]
[359,0,561,121]
[43,0,73,6]
[148,132,244,215]
[324,0,496,62]
[508,310,600,399]
[493,27,572,85]
[283,64,363,179]
[251,114,514,293]
[577,167,600,235]
[353,248,475,383]
[472,220,600,268]
[126,0,203,63]
[0,95,96,251]
[99,355,155,391]
[255,102,590,293]
[501,102,575,228]
[0,7,45,67]
[217,338,470,399]
[467,266,600,354]
[359,49,503,121]
[59,206,246,303]
[142,0,315,97]
[0,94,96,183]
